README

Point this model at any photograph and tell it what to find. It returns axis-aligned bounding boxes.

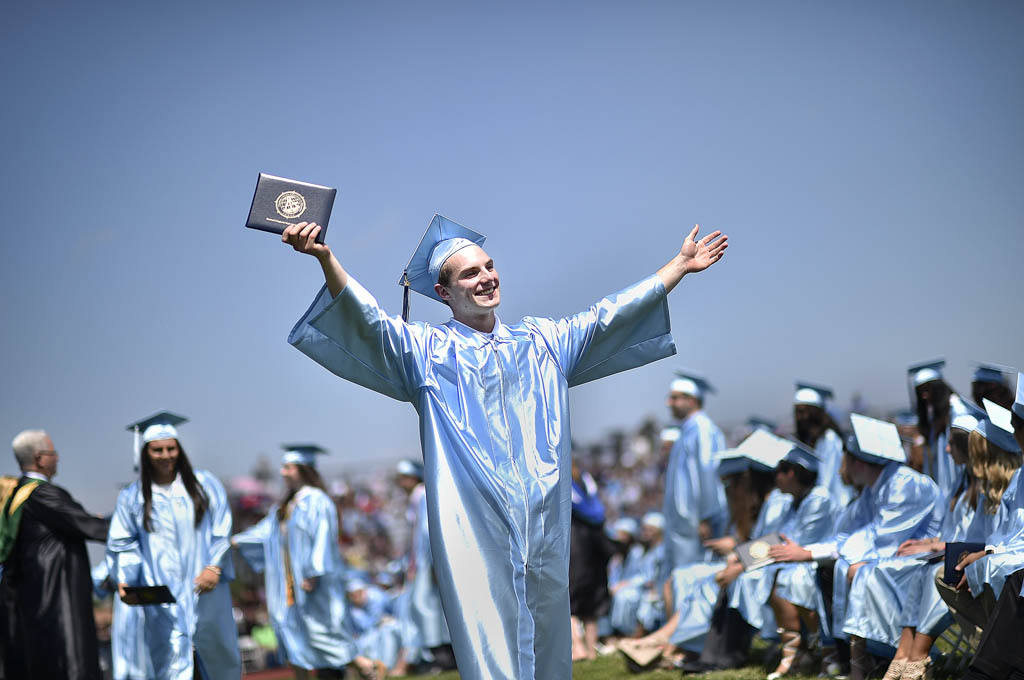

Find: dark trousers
[816,560,850,668]
[965,568,1024,680]
[697,588,755,669]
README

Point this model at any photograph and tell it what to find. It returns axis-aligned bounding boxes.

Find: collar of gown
[152,474,185,497]
[23,471,49,482]
[444,314,512,345]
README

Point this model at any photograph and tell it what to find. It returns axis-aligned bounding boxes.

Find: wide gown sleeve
[232,513,274,574]
[107,486,143,584]
[528,274,676,387]
[27,483,110,542]
[297,491,341,580]
[839,474,937,563]
[288,278,428,402]
[198,472,233,569]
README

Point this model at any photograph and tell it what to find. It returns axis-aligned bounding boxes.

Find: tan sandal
[767,629,803,680]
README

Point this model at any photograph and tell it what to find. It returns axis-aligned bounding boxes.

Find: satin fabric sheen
[288,274,675,680]
[233,486,358,669]
[107,471,241,680]
[406,483,450,650]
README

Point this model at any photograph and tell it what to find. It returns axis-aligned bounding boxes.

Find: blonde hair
[969,429,1022,514]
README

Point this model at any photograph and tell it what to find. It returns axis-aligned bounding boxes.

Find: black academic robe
[0,477,109,680]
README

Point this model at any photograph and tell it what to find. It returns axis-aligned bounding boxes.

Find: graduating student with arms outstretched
[281,214,727,680]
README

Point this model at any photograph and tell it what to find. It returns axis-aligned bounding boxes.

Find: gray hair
[12,429,49,470]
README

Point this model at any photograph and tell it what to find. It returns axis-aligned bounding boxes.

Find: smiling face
[667,391,698,420]
[146,438,180,483]
[434,245,500,322]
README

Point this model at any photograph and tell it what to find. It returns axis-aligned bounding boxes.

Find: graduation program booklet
[123,585,176,605]
[246,173,337,244]
[736,533,783,571]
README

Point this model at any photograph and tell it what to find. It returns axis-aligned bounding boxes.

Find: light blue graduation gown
[815,429,854,508]
[349,585,404,669]
[288,274,675,680]
[406,484,450,649]
[107,471,241,680]
[832,464,940,641]
[661,410,726,575]
[844,480,978,647]
[669,489,794,651]
[965,468,1024,598]
[232,486,358,670]
[608,542,662,635]
[92,559,148,680]
[730,486,838,630]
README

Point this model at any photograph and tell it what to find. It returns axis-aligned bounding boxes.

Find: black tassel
[401,271,411,322]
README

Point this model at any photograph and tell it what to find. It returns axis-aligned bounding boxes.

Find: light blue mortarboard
[1015,372,1024,421]
[395,459,424,480]
[125,411,188,472]
[979,399,1022,454]
[671,370,715,400]
[847,413,906,465]
[971,362,1015,385]
[612,517,639,537]
[717,430,792,476]
[782,439,821,473]
[794,381,834,407]
[641,512,665,530]
[398,214,487,318]
[908,358,945,387]
[281,443,328,467]
[950,398,986,433]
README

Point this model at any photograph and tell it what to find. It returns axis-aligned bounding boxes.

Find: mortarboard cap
[395,459,424,480]
[399,214,487,308]
[794,381,834,407]
[747,416,777,433]
[1015,372,1024,421]
[971,362,1015,386]
[782,439,821,473]
[847,413,906,465]
[716,430,793,476]
[612,517,639,537]
[950,398,986,433]
[979,399,1021,454]
[281,443,328,467]
[671,370,715,400]
[641,512,665,530]
[908,358,945,387]
[126,411,188,472]
[660,426,681,443]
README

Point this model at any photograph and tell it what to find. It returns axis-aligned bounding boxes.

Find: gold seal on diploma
[749,540,770,560]
[275,190,307,220]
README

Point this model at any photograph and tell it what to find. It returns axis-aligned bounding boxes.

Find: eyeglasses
[36,450,58,457]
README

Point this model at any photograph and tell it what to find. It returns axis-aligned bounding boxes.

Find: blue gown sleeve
[789,490,837,546]
[199,471,233,570]
[297,491,341,580]
[527,274,676,387]
[288,278,429,402]
[232,513,273,574]
[106,486,143,584]
[839,472,937,563]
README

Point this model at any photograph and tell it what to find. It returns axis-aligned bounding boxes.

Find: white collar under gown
[287,274,675,680]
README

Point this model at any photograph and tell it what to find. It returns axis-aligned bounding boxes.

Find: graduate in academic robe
[107,412,241,680]
[729,440,837,680]
[909,358,970,498]
[608,513,666,637]
[858,401,986,680]
[281,214,728,680]
[0,429,110,680]
[232,445,381,680]
[346,578,406,672]
[793,381,852,507]
[661,371,727,580]
[393,459,450,671]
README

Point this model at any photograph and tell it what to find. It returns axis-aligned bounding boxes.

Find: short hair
[12,429,49,471]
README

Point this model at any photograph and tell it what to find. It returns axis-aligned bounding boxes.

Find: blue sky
[2,1,1022,512]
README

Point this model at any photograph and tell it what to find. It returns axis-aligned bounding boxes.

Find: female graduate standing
[107,412,241,680]
[232,445,382,680]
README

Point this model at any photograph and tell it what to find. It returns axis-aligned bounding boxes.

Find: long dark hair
[794,405,842,448]
[140,440,209,533]
[277,464,332,521]
[915,381,952,443]
[724,467,776,542]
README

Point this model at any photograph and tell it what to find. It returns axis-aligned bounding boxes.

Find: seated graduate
[850,400,987,680]
[608,512,667,638]
[909,359,971,498]
[940,399,1024,626]
[346,578,405,674]
[624,430,793,667]
[793,381,853,506]
[729,439,838,680]
[765,414,940,680]
[232,444,382,680]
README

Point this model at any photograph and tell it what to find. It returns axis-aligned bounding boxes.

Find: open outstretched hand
[680,224,728,274]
